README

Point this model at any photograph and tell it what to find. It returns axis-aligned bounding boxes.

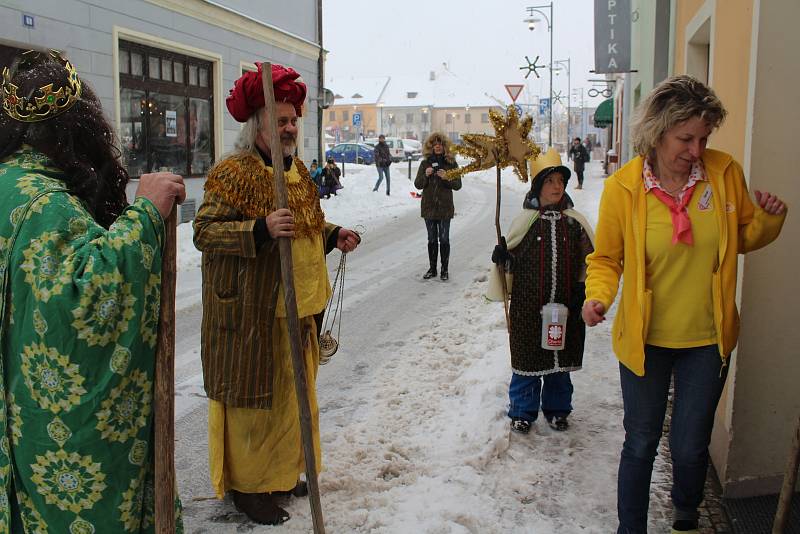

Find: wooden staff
[261,62,326,534]
[155,206,177,533]
[493,150,510,332]
[772,414,800,534]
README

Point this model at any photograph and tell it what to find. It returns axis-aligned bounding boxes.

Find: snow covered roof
[327,76,390,106]
[327,67,502,109]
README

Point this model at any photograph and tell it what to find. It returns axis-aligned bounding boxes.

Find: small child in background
[309,160,323,192]
[488,148,595,434]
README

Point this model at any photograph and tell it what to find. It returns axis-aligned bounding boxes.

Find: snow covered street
[174,160,674,533]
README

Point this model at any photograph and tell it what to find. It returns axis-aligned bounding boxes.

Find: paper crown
[2,50,83,123]
[529,147,570,180]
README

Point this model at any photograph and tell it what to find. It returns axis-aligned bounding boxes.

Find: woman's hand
[336,228,361,253]
[425,166,434,177]
[582,300,606,326]
[266,208,294,239]
[754,191,787,215]
[436,169,446,179]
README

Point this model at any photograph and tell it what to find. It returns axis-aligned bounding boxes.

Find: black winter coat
[374,142,392,167]
[569,144,589,172]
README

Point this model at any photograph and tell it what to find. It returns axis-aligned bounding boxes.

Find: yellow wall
[673,0,753,162]
[323,104,379,140]
[673,0,800,497]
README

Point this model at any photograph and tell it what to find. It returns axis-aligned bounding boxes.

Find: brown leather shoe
[231,490,290,525]
[274,480,308,498]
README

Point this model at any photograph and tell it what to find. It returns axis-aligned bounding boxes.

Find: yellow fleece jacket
[585,149,787,376]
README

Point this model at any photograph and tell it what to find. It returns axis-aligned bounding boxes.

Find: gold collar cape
[205,152,324,239]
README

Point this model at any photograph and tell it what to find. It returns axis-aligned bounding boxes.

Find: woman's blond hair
[630,75,727,157]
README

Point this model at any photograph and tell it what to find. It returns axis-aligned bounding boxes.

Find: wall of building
[672,0,799,498]
[214,0,317,43]
[714,0,800,498]
[0,0,322,168]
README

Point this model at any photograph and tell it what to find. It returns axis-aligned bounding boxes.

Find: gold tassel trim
[204,153,325,238]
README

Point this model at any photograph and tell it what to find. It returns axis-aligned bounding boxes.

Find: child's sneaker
[547,416,569,431]
[510,418,531,434]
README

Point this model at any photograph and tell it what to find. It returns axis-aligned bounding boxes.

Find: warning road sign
[505,84,525,102]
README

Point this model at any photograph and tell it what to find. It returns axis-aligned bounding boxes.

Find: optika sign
[594,0,631,73]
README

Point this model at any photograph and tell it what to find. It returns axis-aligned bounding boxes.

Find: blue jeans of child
[374,165,390,194]
[508,371,573,422]
[616,344,727,534]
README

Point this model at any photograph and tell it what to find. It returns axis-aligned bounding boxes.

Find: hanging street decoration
[519,55,545,79]
[553,90,564,105]
[445,105,540,182]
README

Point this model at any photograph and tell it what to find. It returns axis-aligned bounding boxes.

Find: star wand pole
[493,149,511,332]
[261,62,326,534]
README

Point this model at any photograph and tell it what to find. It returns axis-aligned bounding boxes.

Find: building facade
[1,0,324,215]
[607,0,799,498]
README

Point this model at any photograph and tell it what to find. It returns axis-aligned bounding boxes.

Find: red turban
[225,62,307,122]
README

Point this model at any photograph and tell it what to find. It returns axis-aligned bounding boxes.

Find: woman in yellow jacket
[582,76,787,534]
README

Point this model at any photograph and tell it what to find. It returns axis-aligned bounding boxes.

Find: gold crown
[2,50,82,123]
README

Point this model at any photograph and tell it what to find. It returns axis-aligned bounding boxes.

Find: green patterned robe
[0,148,182,533]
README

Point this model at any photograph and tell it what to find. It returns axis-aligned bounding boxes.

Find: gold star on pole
[445,105,540,182]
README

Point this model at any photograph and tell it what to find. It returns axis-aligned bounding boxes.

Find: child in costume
[488,148,595,434]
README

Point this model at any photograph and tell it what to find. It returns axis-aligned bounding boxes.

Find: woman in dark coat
[413,132,461,280]
[568,137,590,189]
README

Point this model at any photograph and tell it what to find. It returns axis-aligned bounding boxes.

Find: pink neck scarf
[649,183,697,245]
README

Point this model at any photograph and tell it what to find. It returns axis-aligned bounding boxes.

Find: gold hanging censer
[319,240,353,365]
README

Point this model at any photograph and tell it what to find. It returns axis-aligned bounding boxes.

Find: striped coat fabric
[194,191,337,409]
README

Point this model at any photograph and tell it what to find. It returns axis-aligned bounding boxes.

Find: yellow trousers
[208,316,321,497]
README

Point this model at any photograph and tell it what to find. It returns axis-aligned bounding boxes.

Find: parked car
[325,142,375,165]
[364,136,405,162]
[402,138,422,160]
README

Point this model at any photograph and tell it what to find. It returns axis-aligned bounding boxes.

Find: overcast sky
[322,0,608,108]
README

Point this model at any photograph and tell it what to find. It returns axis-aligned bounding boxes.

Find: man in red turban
[194,62,361,525]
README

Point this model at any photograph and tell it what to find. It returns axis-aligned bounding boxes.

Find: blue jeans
[424,219,450,246]
[617,344,727,534]
[374,166,390,194]
[508,371,573,422]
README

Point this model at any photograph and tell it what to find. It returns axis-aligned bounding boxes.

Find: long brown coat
[194,153,338,409]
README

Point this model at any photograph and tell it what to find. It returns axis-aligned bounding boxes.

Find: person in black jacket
[321,157,342,198]
[372,134,392,195]
[568,137,590,189]
[413,132,461,280]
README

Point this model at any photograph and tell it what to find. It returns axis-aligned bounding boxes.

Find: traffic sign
[539,98,550,116]
[505,84,524,102]
[352,112,362,127]
[513,104,523,117]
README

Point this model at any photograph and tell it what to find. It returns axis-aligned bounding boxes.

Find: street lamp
[524,2,553,147]
[449,112,458,141]
[554,57,570,146]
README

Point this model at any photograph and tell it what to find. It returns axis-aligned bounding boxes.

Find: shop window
[118,40,214,177]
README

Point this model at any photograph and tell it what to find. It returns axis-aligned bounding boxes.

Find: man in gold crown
[487,148,594,435]
[0,50,185,532]
[193,62,360,525]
